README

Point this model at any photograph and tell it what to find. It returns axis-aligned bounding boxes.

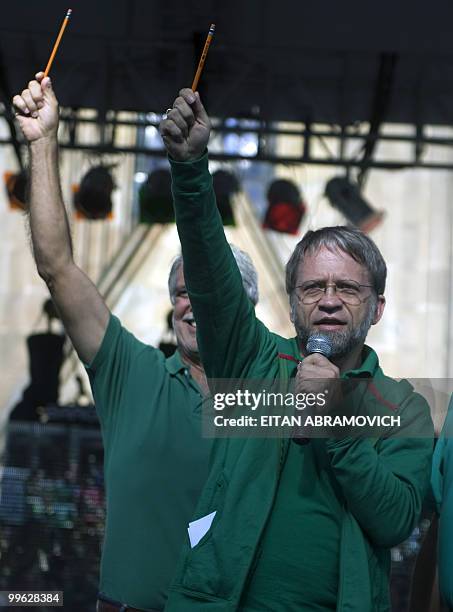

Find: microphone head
[306,333,333,359]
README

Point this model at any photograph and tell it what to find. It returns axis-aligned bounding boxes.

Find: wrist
[29,134,58,151]
[170,149,206,163]
[169,149,208,165]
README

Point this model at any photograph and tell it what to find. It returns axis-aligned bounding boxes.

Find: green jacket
[166,153,434,612]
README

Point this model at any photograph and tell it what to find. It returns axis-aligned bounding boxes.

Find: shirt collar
[343,344,379,378]
[167,342,379,378]
[165,350,187,375]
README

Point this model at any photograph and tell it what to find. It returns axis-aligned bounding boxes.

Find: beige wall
[1,120,453,427]
[270,124,453,379]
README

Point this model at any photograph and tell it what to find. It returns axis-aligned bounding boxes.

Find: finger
[28,81,44,107]
[297,360,338,381]
[178,88,210,125]
[192,91,210,125]
[297,367,325,381]
[178,88,196,105]
[21,89,38,115]
[330,363,340,377]
[160,120,185,144]
[35,71,45,82]
[166,108,189,138]
[12,95,31,117]
[303,353,331,367]
[41,77,58,106]
[173,96,196,127]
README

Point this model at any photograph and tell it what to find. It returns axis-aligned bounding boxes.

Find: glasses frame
[294,279,375,306]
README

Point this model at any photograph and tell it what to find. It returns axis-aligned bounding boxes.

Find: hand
[12,72,59,142]
[295,354,340,411]
[160,88,211,161]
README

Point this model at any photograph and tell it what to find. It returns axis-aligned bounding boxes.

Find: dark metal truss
[2,108,453,171]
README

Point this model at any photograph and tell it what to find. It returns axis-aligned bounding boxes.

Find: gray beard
[295,301,376,359]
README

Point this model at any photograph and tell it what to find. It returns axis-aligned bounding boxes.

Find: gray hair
[168,244,259,306]
[286,225,386,303]
[286,226,385,325]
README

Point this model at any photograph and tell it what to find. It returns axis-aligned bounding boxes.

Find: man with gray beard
[288,228,383,360]
[287,227,386,419]
[160,88,433,612]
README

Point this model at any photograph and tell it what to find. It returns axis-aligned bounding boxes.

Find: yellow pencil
[191,23,215,91]
[44,9,72,77]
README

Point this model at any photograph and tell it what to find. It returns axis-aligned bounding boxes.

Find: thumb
[193,91,209,124]
[303,353,328,368]
[42,77,57,104]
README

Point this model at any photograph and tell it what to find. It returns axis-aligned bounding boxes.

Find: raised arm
[13,74,109,364]
[160,89,275,379]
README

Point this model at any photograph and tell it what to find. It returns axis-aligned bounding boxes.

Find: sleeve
[325,392,434,548]
[86,314,160,425]
[428,438,443,515]
[170,153,276,380]
[431,395,453,512]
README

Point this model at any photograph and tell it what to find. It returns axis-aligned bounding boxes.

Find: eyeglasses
[294,279,374,306]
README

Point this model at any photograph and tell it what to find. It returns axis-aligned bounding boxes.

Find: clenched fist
[295,353,341,412]
[160,88,210,161]
[12,72,59,142]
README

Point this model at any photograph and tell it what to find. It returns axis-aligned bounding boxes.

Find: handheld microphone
[305,333,333,358]
[293,333,333,446]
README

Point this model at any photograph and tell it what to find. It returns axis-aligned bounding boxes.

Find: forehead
[297,245,369,283]
[174,263,186,288]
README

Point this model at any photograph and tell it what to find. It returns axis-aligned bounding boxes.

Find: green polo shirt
[87,314,211,610]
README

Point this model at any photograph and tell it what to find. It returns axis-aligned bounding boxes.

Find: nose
[317,286,343,311]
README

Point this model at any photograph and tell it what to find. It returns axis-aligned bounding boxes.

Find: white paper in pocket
[188,511,217,548]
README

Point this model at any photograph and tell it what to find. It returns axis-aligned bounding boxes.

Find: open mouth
[183,317,197,329]
[314,318,347,330]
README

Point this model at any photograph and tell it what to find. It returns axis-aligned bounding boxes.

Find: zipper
[235,357,294,602]
[237,436,289,597]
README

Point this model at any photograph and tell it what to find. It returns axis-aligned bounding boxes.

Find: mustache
[294,301,377,358]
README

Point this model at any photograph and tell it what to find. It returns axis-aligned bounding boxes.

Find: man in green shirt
[160,89,434,611]
[13,76,258,611]
[431,400,453,610]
